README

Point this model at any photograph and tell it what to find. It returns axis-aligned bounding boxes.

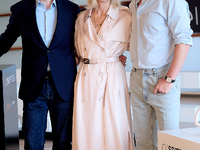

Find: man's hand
[153,78,173,94]
[119,55,127,67]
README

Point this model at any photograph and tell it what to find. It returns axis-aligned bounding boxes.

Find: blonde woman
[72,0,133,149]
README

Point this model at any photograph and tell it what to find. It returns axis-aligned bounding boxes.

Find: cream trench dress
[72,5,133,150]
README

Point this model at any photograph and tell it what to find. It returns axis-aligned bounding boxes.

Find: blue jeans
[130,64,180,150]
[22,78,73,150]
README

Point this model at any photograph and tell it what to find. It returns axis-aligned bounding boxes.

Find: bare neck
[40,0,53,9]
[95,1,111,16]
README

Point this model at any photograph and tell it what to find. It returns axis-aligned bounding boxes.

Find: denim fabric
[22,78,73,150]
[130,64,180,150]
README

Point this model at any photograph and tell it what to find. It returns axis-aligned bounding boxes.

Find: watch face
[166,77,172,83]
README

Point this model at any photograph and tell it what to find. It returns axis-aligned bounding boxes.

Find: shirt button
[99,98,103,102]
[82,98,86,102]
[85,47,87,51]
[83,72,86,76]
[99,72,103,77]
[101,36,104,40]
[138,15,140,18]
[139,62,141,65]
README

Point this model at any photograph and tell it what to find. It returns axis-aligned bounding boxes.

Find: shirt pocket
[142,12,167,39]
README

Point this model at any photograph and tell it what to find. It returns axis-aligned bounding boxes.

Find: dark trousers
[22,78,73,150]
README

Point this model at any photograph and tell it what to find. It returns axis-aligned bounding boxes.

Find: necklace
[92,10,107,29]
[137,0,142,7]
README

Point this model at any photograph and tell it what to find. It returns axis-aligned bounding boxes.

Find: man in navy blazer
[0,0,80,149]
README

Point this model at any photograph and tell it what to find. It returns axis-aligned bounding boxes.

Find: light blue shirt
[129,0,193,69]
[36,0,57,48]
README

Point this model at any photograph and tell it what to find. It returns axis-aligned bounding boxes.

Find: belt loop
[152,68,156,76]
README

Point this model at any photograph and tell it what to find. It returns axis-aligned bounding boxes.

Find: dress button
[100,48,105,52]
[101,36,104,40]
[99,98,103,102]
[82,98,86,102]
[99,72,103,77]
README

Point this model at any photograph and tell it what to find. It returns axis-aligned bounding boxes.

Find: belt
[46,71,52,79]
[133,63,171,74]
[81,57,119,64]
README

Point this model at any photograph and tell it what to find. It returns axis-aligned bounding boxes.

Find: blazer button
[47,50,50,53]
[43,66,47,70]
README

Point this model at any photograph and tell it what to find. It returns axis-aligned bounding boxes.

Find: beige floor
[19,95,200,150]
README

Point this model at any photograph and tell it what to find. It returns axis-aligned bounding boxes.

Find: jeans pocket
[173,75,181,92]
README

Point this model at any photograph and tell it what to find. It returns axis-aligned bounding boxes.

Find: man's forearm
[166,43,190,79]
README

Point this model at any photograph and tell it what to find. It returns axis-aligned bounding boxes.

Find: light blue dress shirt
[36,0,57,48]
[129,0,193,69]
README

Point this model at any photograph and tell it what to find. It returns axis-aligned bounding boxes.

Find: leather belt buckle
[84,58,89,64]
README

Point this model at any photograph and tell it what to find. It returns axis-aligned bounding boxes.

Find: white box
[180,105,200,122]
[158,127,200,150]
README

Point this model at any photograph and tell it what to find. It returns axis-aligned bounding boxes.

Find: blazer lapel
[48,0,61,49]
[22,0,47,49]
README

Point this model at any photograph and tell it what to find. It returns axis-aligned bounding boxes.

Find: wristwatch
[165,76,175,83]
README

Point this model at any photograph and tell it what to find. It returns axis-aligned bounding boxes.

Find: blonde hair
[87,0,121,9]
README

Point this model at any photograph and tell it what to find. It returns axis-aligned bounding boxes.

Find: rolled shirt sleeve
[167,0,193,46]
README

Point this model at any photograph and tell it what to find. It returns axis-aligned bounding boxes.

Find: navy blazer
[0,0,80,102]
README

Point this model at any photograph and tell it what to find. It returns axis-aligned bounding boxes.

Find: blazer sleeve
[0,7,21,57]
[74,7,81,66]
